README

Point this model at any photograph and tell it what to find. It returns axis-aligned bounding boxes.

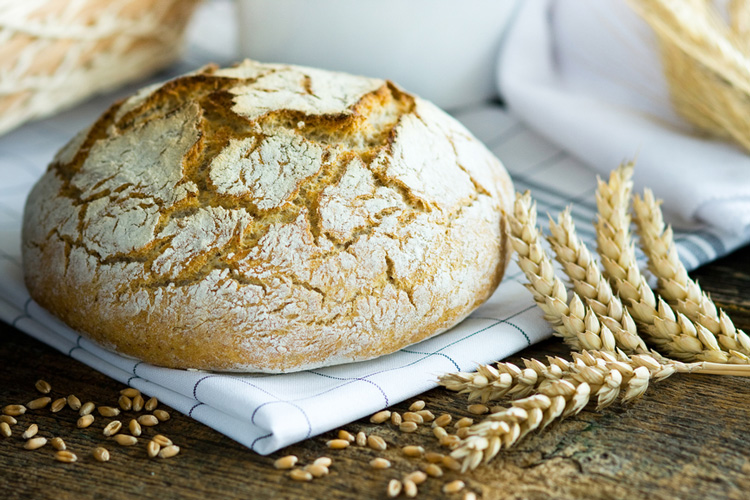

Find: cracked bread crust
[21,60,514,373]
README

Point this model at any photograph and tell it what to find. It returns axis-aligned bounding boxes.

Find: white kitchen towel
[0,0,748,455]
[498,0,750,236]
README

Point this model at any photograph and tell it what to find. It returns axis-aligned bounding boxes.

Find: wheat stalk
[447,349,673,471]
[632,188,750,361]
[628,0,750,152]
[594,163,735,363]
[547,208,648,354]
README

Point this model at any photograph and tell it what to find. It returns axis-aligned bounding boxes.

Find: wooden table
[3,246,750,500]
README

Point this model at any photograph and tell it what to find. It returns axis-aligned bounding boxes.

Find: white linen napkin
[498,0,750,236]
[0,0,748,455]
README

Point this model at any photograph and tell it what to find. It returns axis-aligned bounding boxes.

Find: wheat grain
[305,464,329,477]
[367,435,387,451]
[387,479,402,498]
[55,450,77,463]
[313,457,332,467]
[3,404,26,416]
[403,479,418,498]
[22,424,38,439]
[120,388,140,398]
[27,397,51,410]
[409,400,426,411]
[370,457,391,469]
[1,422,11,437]
[50,437,65,451]
[424,463,443,477]
[158,445,180,458]
[35,380,51,394]
[24,437,47,450]
[356,431,367,446]
[633,188,750,362]
[443,480,465,494]
[402,445,424,458]
[0,415,16,425]
[93,447,110,462]
[67,395,81,411]
[274,455,298,469]
[370,410,391,424]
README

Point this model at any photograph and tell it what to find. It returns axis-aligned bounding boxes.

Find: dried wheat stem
[595,163,736,363]
[632,189,750,362]
[547,208,648,354]
[448,350,674,471]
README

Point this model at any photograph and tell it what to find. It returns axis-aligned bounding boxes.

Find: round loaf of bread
[22,60,514,372]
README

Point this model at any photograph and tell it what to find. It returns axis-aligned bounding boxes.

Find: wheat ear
[595,163,731,362]
[448,350,673,471]
[547,208,648,354]
[632,189,750,362]
[628,0,750,152]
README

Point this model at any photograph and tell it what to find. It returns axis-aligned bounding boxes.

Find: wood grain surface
[2,246,750,500]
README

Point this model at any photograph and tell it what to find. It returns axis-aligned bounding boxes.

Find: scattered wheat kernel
[3,404,26,416]
[0,422,11,437]
[274,455,298,469]
[113,434,137,446]
[35,380,51,394]
[132,394,144,412]
[440,434,461,448]
[400,422,418,433]
[456,428,471,439]
[313,457,332,467]
[137,415,159,427]
[425,452,445,463]
[118,396,132,411]
[67,395,81,411]
[424,463,443,477]
[79,402,94,416]
[93,447,110,462]
[120,388,140,398]
[55,450,77,463]
[402,445,424,458]
[463,492,477,500]
[403,479,418,498]
[288,469,313,482]
[467,404,489,415]
[305,464,329,477]
[50,398,66,413]
[441,456,462,471]
[22,424,38,439]
[356,431,367,446]
[443,480,465,494]
[153,409,170,422]
[145,397,158,412]
[24,437,47,450]
[77,415,95,428]
[391,412,402,426]
[370,458,391,469]
[152,434,172,447]
[129,419,142,437]
[326,439,350,449]
[370,410,391,424]
[416,410,435,422]
[0,415,16,425]
[408,400,426,412]
[403,412,424,424]
[147,440,160,458]
[404,471,427,485]
[489,406,505,414]
[51,437,66,451]
[338,429,355,442]
[387,479,402,498]
[367,435,387,451]
[454,417,473,429]
[158,445,180,458]
[433,427,448,440]
[433,414,452,428]
[98,406,120,418]
[27,397,51,410]
[103,420,122,437]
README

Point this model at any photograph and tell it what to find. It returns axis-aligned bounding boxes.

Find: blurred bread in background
[0,0,201,135]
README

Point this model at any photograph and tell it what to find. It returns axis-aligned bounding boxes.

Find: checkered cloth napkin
[0,1,747,454]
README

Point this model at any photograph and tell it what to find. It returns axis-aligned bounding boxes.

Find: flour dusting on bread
[22,60,514,372]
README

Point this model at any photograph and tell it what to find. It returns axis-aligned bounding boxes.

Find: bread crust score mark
[22,60,514,372]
